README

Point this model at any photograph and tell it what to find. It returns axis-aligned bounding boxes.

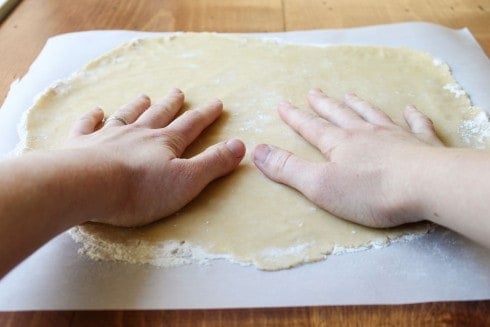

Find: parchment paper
[0,22,489,310]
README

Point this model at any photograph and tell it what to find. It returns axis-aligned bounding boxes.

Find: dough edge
[19,32,489,271]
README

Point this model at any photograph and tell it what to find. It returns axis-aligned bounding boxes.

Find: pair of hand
[65,88,443,228]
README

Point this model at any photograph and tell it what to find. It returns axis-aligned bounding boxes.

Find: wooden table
[0,0,489,325]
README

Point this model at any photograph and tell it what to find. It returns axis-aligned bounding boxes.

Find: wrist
[391,146,465,226]
[48,149,131,226]
[382,146,440,225]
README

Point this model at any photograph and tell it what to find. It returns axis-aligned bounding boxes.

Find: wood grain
[0,0,489,325]
[0,0,489,102]
[1,302,489,326]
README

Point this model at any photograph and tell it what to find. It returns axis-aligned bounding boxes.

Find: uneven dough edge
[20,33,489,271]
[69,222,433,271]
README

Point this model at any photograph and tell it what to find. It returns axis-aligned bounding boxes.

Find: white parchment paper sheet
[0,22,489,310]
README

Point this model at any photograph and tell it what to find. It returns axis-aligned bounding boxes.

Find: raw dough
[21,34,488,270]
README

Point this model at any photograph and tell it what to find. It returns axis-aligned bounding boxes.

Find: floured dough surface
[22,34,488,270]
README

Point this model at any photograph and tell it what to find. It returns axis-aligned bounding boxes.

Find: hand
[252,88,444,228]
[65,88,245,227]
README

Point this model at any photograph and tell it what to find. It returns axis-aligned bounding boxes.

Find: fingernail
[169,87,182,94]
[277,101,293,112]
[309,88,323,95]
[211,98,223,105]
[225,139,245,158]
[253,144,271,164]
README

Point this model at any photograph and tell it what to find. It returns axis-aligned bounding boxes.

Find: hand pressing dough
[21,34,488,270]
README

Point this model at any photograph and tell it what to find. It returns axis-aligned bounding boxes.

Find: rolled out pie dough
[21,34,488,270]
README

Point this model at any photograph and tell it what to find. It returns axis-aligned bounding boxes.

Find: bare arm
[0,88,245,277]
[253,89,490,248]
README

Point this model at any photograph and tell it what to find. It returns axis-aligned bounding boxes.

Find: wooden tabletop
[0,0,489,325]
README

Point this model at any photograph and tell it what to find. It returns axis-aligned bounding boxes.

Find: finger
[69,107,105,138]
[343,93,394,126]
[104,94,151,127]
[403,105,435,133]
[135,88,185,128]
[163,99,223,156]
[278,101,344,156]
[252,144,320,194]
[403,105,444,146]
[173,139,246,194]
[307,88,365,128]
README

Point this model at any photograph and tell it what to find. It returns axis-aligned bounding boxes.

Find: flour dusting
[444,83,466,98]
[460,110,490,148]
[69,227,244,267]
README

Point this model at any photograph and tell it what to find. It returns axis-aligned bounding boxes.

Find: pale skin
[0,88,246,278]
[253,88,490,248]
[1,88,489,278]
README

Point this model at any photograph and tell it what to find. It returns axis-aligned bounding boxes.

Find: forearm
[0,150,127,277]
[403,147,490,247]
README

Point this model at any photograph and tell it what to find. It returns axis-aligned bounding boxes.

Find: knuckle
[133,94,150,107]
[206,144,234,170]
[183,109,203,121]
[180,110,204,129]
[154,102,171,113]
[295,115,323,133]
[423,117,435,128]
[217,144,234,164]
[269,151,294,180]
[115,109,132,121]
[160,131,187,154]
[415,117,436,132]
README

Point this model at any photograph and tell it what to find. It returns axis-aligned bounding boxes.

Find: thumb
[183,139,246,188]
[252,144,318,194]
[69,107,104,138]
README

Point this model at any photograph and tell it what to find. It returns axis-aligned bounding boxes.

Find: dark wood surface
[0,301,489,326]
[0,0,489,325]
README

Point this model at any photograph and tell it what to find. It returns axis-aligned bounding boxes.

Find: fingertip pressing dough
[21,33,489,270]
